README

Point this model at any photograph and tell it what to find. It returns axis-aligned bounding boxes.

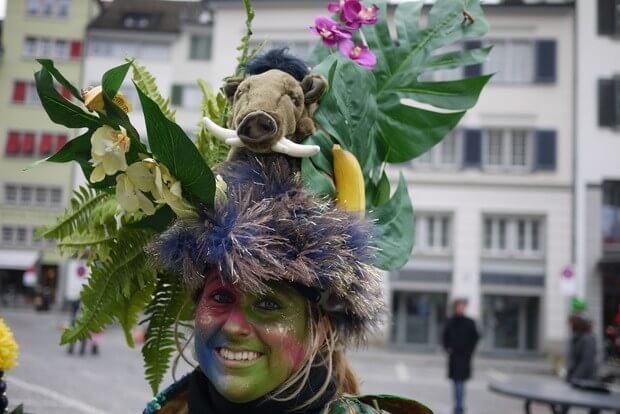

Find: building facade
[0,0,98,308]
[575,0,620,357]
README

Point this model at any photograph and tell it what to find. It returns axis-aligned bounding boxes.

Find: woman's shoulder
[323,394,433,414]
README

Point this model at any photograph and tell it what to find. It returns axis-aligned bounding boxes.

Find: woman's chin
[216,380,277,403]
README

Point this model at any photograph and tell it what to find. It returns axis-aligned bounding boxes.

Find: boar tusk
[272,138,320,158]
[224,137,245,148]
[203,116,238,142]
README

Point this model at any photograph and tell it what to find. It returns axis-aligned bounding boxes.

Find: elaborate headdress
[33,0,490,395]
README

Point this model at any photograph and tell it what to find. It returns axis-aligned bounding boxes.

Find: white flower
[115,173,155,215]
[89,125,130,183]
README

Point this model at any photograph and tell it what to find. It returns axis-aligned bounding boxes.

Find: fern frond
[142,272,190,394]
[196,79,230,166]
[129,58,176,122]
[57,231,115,259]
[37,187,111,241]
[118,275,157,348]
[234,0,256,77]
[60,229,155,345]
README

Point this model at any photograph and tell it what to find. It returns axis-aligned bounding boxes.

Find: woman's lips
[215,347,264,366]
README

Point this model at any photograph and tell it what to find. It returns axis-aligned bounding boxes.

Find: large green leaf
[130,59,176,122]
[102,61,131,98]
[36,58,83,101]
[356,0,490,163]
[369,174,414,271]
[313,55,378,174]
[301,158,335,198]
[136,84,215,207]
[357,394,433,414]
[34,68,101,129]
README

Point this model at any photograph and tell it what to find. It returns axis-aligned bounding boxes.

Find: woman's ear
[222,78,242,103]
[301,74,327,105]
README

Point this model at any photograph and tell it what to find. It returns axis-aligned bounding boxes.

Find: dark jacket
[442,315,480,381]
[566,332,597,382]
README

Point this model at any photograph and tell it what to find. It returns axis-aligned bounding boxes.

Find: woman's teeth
[218,348,261,361]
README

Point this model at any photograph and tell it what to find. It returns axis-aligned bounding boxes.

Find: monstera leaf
[307,0,491,271]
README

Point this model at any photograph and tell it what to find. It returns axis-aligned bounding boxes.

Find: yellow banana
[332,144,365,217]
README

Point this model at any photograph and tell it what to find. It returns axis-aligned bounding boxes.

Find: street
[2,309,571,414]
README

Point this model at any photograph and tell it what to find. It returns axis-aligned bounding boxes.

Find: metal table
[488,374,620,414]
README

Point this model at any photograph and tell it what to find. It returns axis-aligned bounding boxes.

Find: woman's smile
[215,347,264,366]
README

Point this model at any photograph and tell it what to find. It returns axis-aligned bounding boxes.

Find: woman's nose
[222,307,252,337]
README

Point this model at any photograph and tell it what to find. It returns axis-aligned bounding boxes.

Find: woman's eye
[211,292,234,304]
[256,299,281,311]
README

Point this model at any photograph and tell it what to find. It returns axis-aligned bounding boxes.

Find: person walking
[442,298,480,414]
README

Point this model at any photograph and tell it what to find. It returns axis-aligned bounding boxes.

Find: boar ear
[301,74,327,104]
[222,78,242,102]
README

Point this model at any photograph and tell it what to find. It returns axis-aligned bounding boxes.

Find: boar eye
[290,94,302,107]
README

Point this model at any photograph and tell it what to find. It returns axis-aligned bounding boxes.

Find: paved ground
[0,308,588,414]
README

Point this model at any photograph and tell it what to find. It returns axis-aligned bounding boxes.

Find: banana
[332,144,366,217]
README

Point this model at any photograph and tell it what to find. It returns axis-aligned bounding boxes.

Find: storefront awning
[0,249,40,271]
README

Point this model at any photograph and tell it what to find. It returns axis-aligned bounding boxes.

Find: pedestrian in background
[442,298,480,414]
[566,312,597,383]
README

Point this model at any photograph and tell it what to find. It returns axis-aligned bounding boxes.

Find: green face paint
[194,278,310,403]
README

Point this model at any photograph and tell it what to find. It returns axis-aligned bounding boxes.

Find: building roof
[88,0,210,33]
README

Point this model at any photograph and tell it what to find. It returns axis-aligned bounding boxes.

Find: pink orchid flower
[339,39,377,70]
[327,0,345,13]
[341,0,379,29]
[310,16,352,47]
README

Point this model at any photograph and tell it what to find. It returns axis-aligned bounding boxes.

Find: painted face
[194,277,310,403]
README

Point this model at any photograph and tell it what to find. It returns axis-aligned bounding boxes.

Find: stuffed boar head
[203,49,327,158]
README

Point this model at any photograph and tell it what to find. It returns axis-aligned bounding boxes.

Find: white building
[84,0,215,135]
[575,0,620,352]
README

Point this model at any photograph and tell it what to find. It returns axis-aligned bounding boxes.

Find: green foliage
[102,61,132,98]
[234,0,257,76]
[357,394,433,414]
[60,229,156,345]
[301,158,335,198]
[129,59,176,122]
[304,0,490,270]
[36,187,112,241]
[36,59,83,101]
[142,272,191,394]
[34,67,101,129]
[137,84,215,208]
[368,174,414,271]
[196,79,230,167]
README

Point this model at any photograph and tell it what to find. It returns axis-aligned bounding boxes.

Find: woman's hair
[268,303,359,409]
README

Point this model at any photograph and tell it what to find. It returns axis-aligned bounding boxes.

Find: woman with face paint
[142,50,432,414]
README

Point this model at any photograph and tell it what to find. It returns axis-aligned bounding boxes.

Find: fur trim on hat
[149,154,384,342]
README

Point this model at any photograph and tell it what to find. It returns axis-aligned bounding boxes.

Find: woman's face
[194,278,310,402]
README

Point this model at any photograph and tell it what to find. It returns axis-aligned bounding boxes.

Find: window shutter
[171,85,183,106]
[40,133,54,156]
[535,40,556,83]
[534,130,557,171]
[598,0,616,35]
[22,133,35,155]
[463,41,482,78]
[12,81,26,103]
[56,134,68,151]
[5,132,21,156]
[599,78,617,127]
[70,41,82,59]
[463,129,482,168]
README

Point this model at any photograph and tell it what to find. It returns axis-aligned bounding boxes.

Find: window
[26,0,69,18]
[87,38,169,60]
[5,185,17,205]
[414,213,452,254]
[5,131,67,157]
[58,0,70,17]
[12,81,40,105]
[250,40,315,62]
[3,184,63,208]
[24,37,37,57]
[190,34,213,60]
[50,188,62,207]
[27,0,39,15]
[598,0,620,36]
[22,37,76,59]
[603,181,620,247]
[482,215,544,258]
[2,227,14,245]
[484,40,534,83]
[16,227,28,244]
[412,130,461,169]
[599,77,620,128]
[482,129,533,171]
[171,84,202,109]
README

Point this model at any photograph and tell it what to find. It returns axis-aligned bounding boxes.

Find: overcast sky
[0,0,5,19]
